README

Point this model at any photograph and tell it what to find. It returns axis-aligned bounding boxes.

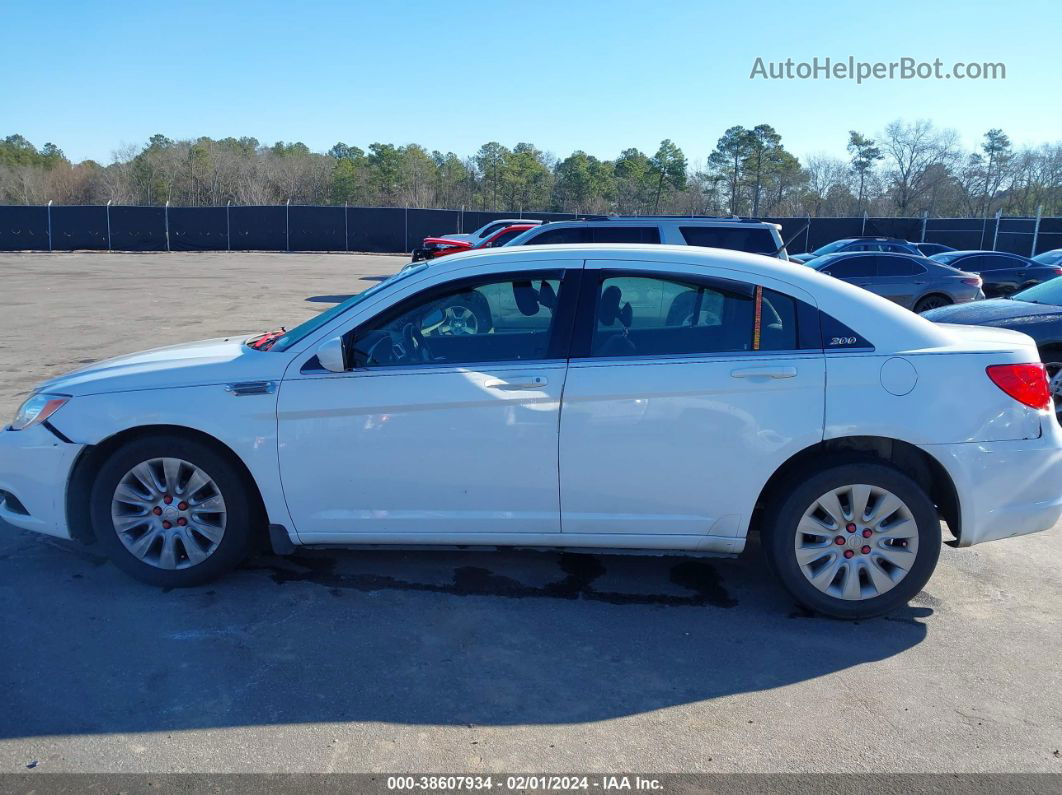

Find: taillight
[1054,268,1062,275]
[961,277,982,287]
[986,363,1051,410]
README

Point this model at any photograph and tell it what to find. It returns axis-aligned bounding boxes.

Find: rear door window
[679,226,778,255]
[590,226,661,244]
[877,256,926,276]
[972,255,1010,271]
[981,255,1023,270]
[585,273,800,357]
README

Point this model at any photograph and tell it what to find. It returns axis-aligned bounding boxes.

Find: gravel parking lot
[0,252,1060,775]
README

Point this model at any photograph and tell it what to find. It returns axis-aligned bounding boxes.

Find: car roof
[943,250,1026,255]
[531,217,780,229]
[807,250,924,262]
[834,236,911,243]
[427,243,949,352]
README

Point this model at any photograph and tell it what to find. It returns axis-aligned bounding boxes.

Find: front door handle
[485,375,548,390]
[731,366,797,379]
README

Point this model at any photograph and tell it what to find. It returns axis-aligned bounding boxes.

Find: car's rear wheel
[763,462,941,618]
[90,435,255,587]
[914,294,951,313]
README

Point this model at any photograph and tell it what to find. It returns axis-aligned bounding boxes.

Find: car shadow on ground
[305,294,354,303]
[0,527,931,738]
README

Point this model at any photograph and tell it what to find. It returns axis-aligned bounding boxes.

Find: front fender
[50,384,295,541]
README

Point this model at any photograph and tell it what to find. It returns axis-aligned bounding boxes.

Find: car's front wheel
[90,435,256,587]
[762,462,941,618]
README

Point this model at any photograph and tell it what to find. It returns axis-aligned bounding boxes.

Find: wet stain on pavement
[247,551,738,608]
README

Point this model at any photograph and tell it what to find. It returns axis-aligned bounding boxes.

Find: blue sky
[2,0,1057,165]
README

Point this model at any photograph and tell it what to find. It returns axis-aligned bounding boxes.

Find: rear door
[873,255,927,307]
[963,255,1011,297]
[558,260,825,538]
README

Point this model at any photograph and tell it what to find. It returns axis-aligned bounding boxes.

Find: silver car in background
[801,251,985,312]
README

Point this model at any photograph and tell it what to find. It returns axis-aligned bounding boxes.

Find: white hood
[34,335,289,396]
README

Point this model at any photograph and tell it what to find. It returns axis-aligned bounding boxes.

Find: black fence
[1,204,1060,256]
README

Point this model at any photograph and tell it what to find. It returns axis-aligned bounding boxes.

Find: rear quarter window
[590,226,661,244]
[820,313,874,351]
[679,226,778,255]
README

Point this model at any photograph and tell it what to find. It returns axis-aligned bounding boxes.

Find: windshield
[266,264,429,352]
[801,254,838,270]
[1032,250,1062,266]
[930,252,962,264]
[1011,276,1062,306]
[810,240,848,256]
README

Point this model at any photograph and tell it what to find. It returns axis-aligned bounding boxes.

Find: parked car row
[417,216,789,263]
[797,252,984,313]
[418,221,1061,318]
[411,223,537,262]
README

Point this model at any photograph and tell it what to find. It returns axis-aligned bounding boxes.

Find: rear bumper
[0,424,83,539]
[922,418,1062,547]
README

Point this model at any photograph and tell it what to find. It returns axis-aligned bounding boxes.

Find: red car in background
[411,224,535,263]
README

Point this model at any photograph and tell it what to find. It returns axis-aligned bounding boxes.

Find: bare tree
[880,120,960,215]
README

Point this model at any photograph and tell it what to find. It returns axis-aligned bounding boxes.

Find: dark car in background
[929,250,1062,298]
[914,242,956,257]
[802,251,983,312]
[789,236,921,264]
[922,277,1062,419]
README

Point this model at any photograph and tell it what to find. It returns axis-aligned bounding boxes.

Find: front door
[277,266,578,541]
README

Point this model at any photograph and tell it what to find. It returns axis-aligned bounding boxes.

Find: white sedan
[2,244,1061,618]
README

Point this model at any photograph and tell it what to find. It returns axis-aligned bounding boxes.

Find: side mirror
[316,336,346,373]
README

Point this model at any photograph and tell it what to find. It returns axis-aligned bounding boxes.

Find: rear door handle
[485,375,548,390]
[730,366,797,379]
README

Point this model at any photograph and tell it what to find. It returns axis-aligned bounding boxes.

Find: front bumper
[922,417,1062,547]
[0,424,83,539]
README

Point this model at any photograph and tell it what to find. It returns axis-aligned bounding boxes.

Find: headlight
[10,393,70,431]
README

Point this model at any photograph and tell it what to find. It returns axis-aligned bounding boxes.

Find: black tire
[914,294,952,313]
[762,461,941,619]
[1045,359,1062,423]
[89,434,256,587]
